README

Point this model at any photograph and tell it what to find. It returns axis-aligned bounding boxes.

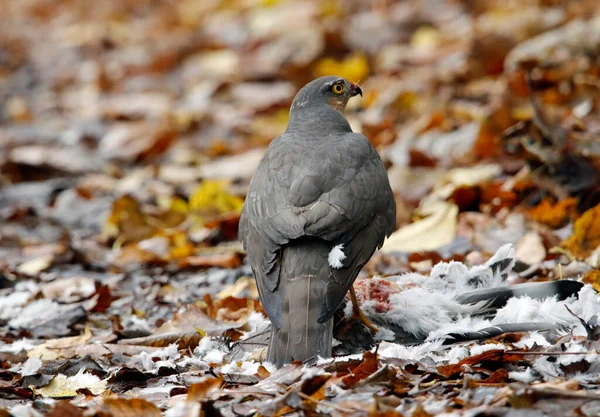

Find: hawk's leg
[349,286,378,333]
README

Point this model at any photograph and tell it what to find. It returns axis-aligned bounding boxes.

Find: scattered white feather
[469,343,508,356]
[20,357,42,376]
[70,367,104,386]
[0,338,36,353]
[373,326,395,341]
[8,299,60,328]
[137,343,180,372]
[555,340,599,366]
[378,340,444,361]
[444,346,469,364]
[514,332,550,349]
[204,349,226,364]
[195,336,219,357]
[0,291,34,320]
[301,366,325,381]
[185,337,230,366]
[243,311,270,336]
[8,404,43,417]
[509,368,537,383]
[165,402,201,417]
[328,244,346,269]
[317,353,363,365]
[121,315,152,334]
[139,384,180,395]
[33,369,107,397]
[343,299,353,320]
[220,360,275,376]
[530,339,600,382]
[533,355,562,381]
[421,399,452,416]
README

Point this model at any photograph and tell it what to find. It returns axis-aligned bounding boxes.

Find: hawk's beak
[350,83,362,97]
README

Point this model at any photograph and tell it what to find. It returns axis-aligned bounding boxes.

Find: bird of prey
[239,76,396,367]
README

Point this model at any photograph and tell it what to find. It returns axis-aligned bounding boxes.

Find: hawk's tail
[268,239,333,367]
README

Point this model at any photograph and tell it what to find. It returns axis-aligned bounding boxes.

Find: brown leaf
[472,106,513,159]
[481,368,510,384]
[100,121,177,162]
[179,252,243,269]
[341,350,379,388]
[437,350,523,378]
[410,403,433,417]
[187,376,223,402]
[46,401,85,417]
[99,398,161,417]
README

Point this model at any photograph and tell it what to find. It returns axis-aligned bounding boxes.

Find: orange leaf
[582,270,600,292]
[341,350,378,388]
[480,368,510,384]
[527,198,577,228]
[437,350,523,378]
[179,252,243,269]
[561,204,600,259]
[472,106,513,159]
[187,376,222,402]
[256,365,271,379]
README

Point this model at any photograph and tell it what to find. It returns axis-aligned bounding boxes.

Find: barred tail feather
[268,239,333,367]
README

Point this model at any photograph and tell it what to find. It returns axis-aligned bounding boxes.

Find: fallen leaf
[437,350,523,378]
[582,270,600,292]
[216,276,259,300]
[179,252,243,269]
[189,180,245,219]
[28,330,93,360]
[381,201,458,253]
[32,371,107,398]
[561,204,600,259]
[41,277,97,303]
[314,52,369,82]
[341,350,378,388]
[98,398,161,417]
[99,121,177,162]
[187,376,222,402]
[16,256,53,276]
[528,198,578,228]
[46,401,85,417]
[515,231,546,265]
[411,26,441,51]
[104,195,156,243]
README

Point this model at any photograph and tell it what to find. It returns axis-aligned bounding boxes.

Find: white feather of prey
[371,243,598,341]
[361,287,487,337]
[328,244,346,269]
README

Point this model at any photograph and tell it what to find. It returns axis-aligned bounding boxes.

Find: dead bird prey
[239,76,396,367]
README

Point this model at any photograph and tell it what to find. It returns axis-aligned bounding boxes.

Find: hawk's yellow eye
[332,83,344,94]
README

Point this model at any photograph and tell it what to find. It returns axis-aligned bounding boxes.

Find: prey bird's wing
[239,132,395,327]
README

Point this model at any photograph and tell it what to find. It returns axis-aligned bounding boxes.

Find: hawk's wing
[239,132,395,327]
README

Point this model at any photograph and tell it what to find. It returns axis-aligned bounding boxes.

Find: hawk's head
[290,76,362,114]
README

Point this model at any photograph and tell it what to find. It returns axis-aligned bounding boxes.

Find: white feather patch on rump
[328,244,346,269]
